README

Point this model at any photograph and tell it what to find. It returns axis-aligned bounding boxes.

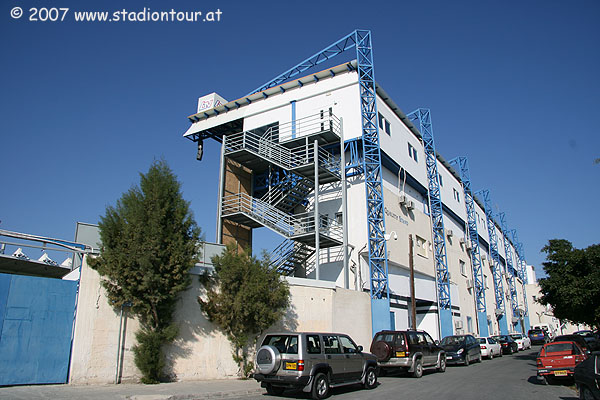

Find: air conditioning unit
[466,279,474,289]
[505,290,511,300]
[399,194,407,205]
[459,237,466,245]
[446,229,453,238]
[454,320,463,329]
[406,200,415,210]
[465,242,473,251]
[481,254,487,260]
[494,308,504,316]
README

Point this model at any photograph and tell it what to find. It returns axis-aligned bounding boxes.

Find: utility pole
[409,234,417,330]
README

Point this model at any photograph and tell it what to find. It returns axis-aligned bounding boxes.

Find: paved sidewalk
[0,379,264,400]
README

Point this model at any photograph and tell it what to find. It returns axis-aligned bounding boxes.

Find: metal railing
[223,112,341,178]
[260,112,341,143]
[222,193,342,241]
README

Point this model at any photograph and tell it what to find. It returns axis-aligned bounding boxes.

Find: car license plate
[284,362,297,370]
[395,351,405,357]
[554,370,568,376]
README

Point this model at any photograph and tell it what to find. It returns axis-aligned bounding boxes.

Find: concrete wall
[70,257,372,383]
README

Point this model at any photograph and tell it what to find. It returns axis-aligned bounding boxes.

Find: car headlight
[457,348,464,355]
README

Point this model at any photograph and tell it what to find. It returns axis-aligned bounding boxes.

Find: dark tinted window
[323,335,341,354]
[408,332,419,345]
[424,332,435,345]
[306,335,321,354]
[374,333,395,342]
[263,335,299,354]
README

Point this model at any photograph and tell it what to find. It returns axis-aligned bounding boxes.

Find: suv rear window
[262,335,299,354]
[373,332,406,347]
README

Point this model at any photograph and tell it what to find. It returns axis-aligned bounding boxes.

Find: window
[323,335,341,354]
[408,142,418,162]
[467,316,473,333]
[339,335,359,354]
[415,235,427,258]
[306,335,321,354]
[378,112,391,135]
[453,188,460,203]
[262,334,299,354]
[438,173,443,186]
[460,259,467,276]
[335,212,343,224]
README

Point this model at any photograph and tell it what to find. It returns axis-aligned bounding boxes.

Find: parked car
[528,328,549,345]
[533,324,556,341]
[574,351,600,399]
[575,330,600,352]
[510,333,532,350]
[537,341,588,385]
[254,332,378,399]
[370,330,446,378]
[555,335,592,355]
[478,337,502,359]
[440,334,482,366]
[492,335,519,354]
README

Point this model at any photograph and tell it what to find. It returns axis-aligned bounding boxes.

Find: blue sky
[1,0,598,278]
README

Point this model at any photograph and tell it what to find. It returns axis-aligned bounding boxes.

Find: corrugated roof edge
[186,60,359,124]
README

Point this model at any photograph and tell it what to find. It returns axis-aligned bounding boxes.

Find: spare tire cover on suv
[256,345,281,374]
[372,341,393,362]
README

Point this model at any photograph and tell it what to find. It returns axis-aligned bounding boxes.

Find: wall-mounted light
[384,231,398,241]
[196,139,204,161]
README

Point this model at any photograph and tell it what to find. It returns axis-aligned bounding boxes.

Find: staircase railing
[222,193,342,241]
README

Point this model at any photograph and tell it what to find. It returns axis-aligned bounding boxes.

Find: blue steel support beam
[408,109,453,338]
[511,230,531,332]
[498,212,522,333]
[249,30,390,335]
[476,189,509,335]
[449,157,488,337]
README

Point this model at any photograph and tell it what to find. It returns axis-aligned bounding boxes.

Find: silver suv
[254,332,378,399]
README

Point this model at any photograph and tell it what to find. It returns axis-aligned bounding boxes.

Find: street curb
[128,388,265,400]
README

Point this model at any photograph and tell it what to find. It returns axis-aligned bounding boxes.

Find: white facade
[184,64,530,341]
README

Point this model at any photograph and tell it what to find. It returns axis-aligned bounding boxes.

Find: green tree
[90,160,201,383]
[198,245,290,378]
[539,239,600,329]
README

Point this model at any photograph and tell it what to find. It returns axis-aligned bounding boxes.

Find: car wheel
[545,376,555,385]
[580,386,595,400]
[437,355,446,373]
[266,384,285,396]
[412,358,423,378]
[489,351,494,360]
[363,366,377,389]
[477,353,482,363]
[464,354,470,366]
[311,372,330,400]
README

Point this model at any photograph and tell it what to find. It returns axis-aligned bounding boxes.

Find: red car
[537,341,588,384]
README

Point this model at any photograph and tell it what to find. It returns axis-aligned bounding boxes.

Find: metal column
[408,109,453,339]
[450,156,488,337]
[477,189,509,335]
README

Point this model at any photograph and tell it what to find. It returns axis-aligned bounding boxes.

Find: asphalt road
[247,346,579,400]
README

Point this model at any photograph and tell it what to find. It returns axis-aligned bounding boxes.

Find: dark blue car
[528,329,548,345]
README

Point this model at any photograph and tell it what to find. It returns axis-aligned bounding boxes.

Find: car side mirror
[358,345,363,352]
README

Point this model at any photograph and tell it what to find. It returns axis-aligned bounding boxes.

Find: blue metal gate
[0,273,77,386]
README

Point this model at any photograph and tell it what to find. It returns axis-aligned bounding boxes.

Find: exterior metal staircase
[260,173,313,214]
[269,239,315,275]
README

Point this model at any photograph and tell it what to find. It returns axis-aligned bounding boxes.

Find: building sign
[197,92,228,113]
[384,207,409,226]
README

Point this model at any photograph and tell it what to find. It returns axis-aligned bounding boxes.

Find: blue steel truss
[408,109,453,338]
[476,189,509,335]
[511,230,530,332]
[248,30,390,334]
[498,212,521,332]
[450,157,488,337]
